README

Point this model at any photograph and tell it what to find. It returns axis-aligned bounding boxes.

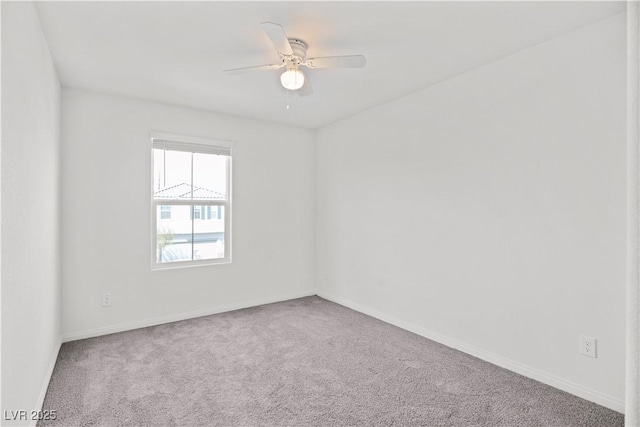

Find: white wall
[61,89,315,339]
[316,14,627,411]
[1,2,62,424]
[626,2,640,424]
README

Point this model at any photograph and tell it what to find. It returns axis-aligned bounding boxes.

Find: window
[160,205,172,220]
[192,206,201,220]
[151,132,232,268]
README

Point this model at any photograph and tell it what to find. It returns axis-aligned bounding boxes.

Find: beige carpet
[40,296,623,426]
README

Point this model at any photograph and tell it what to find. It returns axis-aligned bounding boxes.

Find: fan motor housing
[288,39,308,60]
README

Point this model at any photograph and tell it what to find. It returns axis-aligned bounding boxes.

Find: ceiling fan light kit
[224,22,366,96]
[281,68,305,90]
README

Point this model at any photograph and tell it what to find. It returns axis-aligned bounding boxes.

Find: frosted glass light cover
[280,69,305,90]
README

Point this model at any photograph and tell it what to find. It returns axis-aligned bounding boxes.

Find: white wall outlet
[102,292,112,307]
[580,334,597,358]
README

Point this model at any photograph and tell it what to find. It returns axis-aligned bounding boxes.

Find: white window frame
[150,131,233,270]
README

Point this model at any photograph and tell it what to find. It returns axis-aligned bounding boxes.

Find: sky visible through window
[153,149,227,197]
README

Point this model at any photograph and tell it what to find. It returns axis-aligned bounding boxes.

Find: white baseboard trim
[31,337,62,427]
[317,291,625,414]
[61,290,315,343]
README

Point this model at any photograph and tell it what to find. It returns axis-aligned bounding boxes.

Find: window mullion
[153,200,225,206]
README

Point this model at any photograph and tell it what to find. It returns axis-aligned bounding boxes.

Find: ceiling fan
[224,22,367,96]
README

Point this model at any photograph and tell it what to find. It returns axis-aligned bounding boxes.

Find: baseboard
[316,290,625,414]
[31,337,62,427]
[61,290,315,343]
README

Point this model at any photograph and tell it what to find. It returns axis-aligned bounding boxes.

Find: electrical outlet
[580,335,597,358]
[102,292,112,307]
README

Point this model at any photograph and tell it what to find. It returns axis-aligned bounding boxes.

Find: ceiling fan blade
[304,55,367,69]
[223,64,283,75]
[297,78,313,97]
[260,22,293,55]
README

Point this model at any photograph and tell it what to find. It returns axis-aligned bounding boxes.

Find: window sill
[151,258,232,271]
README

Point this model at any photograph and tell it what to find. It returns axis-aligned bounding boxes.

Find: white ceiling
[36,1,625,129]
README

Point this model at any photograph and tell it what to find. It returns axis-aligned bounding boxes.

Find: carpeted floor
[40,296,623,426]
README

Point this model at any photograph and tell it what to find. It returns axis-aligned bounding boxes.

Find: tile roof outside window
[154,183,226,200]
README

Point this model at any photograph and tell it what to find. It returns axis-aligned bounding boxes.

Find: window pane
[156,205,193,263]
[193,153,227,201]
[153,149,192,200]
[193,206,225,260]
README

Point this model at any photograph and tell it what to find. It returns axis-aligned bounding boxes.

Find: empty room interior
[2,1,640,426]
